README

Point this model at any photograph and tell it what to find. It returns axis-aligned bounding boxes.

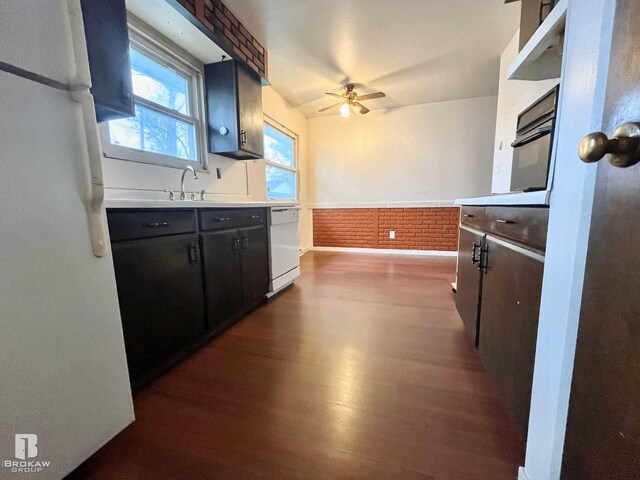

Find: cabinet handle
[242,236,249,251]
[479,244,489,273]
[248,215,261,220]
[212,217,231,222]
[240,129,247,147]
[471,242,481,264]
[496,219,515,224]
[463,214,474,218]
[143,221,170,228]
[233,235,240,253]
[188,242,199,265]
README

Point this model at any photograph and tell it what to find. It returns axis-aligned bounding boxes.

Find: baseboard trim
[518,467,531,480]
[309,201,457,208]
[300,246,312,256]
[311,246,457,257]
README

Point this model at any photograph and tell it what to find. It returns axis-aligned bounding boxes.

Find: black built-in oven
[510,85,559,192]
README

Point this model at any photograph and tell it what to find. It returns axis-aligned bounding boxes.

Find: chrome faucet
[180,166,198,200]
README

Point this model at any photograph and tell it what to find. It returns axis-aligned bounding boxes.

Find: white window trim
[264,117,299,202]
[100,22,209,172]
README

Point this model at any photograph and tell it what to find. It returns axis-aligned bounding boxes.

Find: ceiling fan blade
[318,103,341,112]
[357,92,386,101]
[355,102,370,114]
[325,93,343,99]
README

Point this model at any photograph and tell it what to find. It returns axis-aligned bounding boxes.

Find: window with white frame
[264,122,297,200]
[101,29,206,169]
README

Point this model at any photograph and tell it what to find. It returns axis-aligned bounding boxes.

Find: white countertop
[455,190,550,206]
[104,198,299,209]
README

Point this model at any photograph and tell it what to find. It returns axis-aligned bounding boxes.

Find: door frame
[520,1,617,479]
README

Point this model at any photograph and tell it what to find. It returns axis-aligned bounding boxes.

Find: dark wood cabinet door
[562,0,640,477]
[239,225,270,309]
[204,60,263,160]
[201,229,243,331]
[478,236,544,439]
[455,227,485,347]
[236,63,264,157]
[111,234,205,383]
[80,0,134,122]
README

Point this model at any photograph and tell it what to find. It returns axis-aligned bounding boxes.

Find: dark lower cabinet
[455,205,548,442]
[109,207,271,388]
[200,224,270,332]
[201,229,243,330]
[239,226,270,308]
[111,234,205,385]
[478,236,544,439]
[455,227,485,347]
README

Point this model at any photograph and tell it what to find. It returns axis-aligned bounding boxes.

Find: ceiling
[223,0,520,117]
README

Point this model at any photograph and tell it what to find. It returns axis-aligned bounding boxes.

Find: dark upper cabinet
[478,236,544,440]
[204,60,264,160]
[239,225,270,307]
[80,0,134,123]
[201,229,243,331]
[111,233,206,386]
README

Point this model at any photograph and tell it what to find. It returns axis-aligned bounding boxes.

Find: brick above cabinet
[176,0,267,78]
[313,207,460,251]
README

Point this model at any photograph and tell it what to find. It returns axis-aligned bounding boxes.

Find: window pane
[264,124,294,168]
[108,104,197,161]
[266,165,296,200]
[130,48,190,115]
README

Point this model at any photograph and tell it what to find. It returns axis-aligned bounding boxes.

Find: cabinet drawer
[460,206,486,229]
[238,208,267,228]
[200,208,266,231]
[485,207,549,251]
[107,209,196,242]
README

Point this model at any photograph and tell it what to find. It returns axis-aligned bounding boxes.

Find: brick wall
[313,208,460,251]
[176,0,268,78]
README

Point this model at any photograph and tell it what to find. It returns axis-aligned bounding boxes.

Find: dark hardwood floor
[68,251,523,480]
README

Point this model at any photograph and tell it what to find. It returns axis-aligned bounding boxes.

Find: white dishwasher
[268,207,301,296]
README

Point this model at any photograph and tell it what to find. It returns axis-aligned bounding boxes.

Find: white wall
[307,95,498,206]
[102,137,257,201]
[491,31,559,193]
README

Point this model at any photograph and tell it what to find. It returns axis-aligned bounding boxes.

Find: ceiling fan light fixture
[320,85,385,116]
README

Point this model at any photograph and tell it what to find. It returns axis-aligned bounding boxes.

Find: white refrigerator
[0,1,134,478]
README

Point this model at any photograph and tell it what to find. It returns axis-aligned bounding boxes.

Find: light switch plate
[389,230,396,239]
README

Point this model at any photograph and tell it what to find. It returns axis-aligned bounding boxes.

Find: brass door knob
[578,122,640,167]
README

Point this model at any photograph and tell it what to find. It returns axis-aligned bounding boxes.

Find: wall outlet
[389,230,396,239]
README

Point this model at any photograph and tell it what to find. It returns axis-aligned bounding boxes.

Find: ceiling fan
[318,84,386,117]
